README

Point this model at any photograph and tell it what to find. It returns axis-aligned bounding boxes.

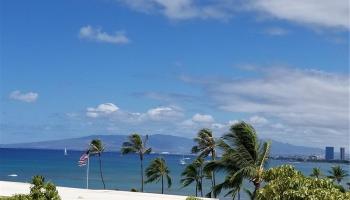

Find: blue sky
[0,0,349,148]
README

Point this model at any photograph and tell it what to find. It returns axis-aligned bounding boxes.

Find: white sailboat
[179,154,186,165]
[64,147,68,156]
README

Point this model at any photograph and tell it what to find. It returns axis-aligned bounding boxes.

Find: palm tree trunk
[237,190,240,200]
[161,175,164,194]
[98,154,106,189]
[195,181,198,197]
[211,150,216,197]
[140,156,144,192]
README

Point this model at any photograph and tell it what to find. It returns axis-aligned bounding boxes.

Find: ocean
[1,148,349,200]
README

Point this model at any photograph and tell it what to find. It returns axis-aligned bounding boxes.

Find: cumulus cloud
[86,103,119,118]
[184,67,349,147]
[250,0,349,30]
[118,0,349,31]
[192,113,215,123]
[9,90,38,103]
[180,113,215,129]
[248,115,268,125]
[79,25,130,44]
[85,103,184,123]
[146,106,184,121]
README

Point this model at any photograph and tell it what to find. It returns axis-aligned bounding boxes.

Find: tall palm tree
[216,121,270,199]
[181,158,204,197]
[328,165,349,184]
[310,167,322,178]
[121,134,152,192]
[191,128,217,197]
[145,157,172,194]
[89,139,106,189]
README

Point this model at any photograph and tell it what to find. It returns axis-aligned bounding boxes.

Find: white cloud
[79,25,130,44]
[250,0,349,30]
[192,113,215,123]
[264,27,289,36]
[86,103,119,118]
[187,67,349,147]
[85,104,184,123]
[228,120,239,126]
[248,115,268,125]
[9,90,38,103]
[119,0,236,20]
[146,106,184,121]
[118,0,349,31]
[180,113,215,130]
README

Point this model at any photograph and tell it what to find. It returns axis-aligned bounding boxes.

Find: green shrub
[0,194,29,200]
[185,196,202,200]
[3,176,60,200]
[257,165,350,200]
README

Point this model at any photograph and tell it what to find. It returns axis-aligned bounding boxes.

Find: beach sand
[0,181,217,200]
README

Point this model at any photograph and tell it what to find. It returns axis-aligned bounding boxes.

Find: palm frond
[166,174,172,188]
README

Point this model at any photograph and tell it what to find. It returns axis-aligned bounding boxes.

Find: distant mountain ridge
[0,134,323,156]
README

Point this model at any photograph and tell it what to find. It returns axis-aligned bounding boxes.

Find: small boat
[179,155,186,165]
[8,174,18,177]
[179,159,186,165]
[64,148,68,156]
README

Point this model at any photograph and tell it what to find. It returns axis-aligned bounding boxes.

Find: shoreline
[0,181,217,200]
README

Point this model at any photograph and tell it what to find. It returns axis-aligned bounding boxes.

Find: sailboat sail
[179,154,186,165]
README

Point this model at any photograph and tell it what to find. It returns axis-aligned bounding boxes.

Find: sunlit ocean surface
[1,148,349,200]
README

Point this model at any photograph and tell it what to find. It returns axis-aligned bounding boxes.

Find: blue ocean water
[0,148,349,200]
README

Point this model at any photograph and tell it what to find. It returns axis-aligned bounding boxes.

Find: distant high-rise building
[340,147,345,160]
[325,146,334,160]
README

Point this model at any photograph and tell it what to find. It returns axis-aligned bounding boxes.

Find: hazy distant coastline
[0,134,324,156]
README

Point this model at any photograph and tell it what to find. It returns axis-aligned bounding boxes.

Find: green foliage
[89,139,104,154]
[130,188,139,192]
[145,157,172,194]
[89,139,106,189]
[191,128,216,158]
[257,165,350,200]
[121,133,152,192]
[0,195,30,200]
[121,134,152,157]
[181,158,205,197]
[192,128,217,197]
[328,165,349,184]
[3,176,60,200]
[29,176,60,200]
[185,196,202,200]
[209,121,270,198]
[310,167,322,178]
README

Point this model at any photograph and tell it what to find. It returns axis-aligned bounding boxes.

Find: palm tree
[310,167,322,178]
[328,165,349,184]
[204,144,243,200]
[121,134,152,192]
[145,157,172,194]
[191,128,217,197]
[89,139,106,189]
[181,158,204,197]
[215,121,271,199]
